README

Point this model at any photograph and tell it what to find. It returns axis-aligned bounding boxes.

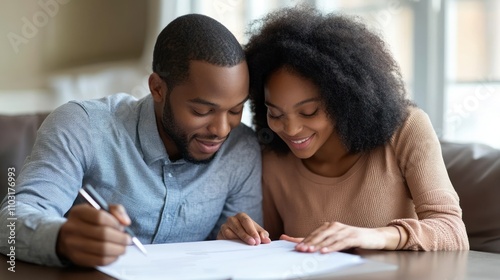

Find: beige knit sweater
[262,108,469,250]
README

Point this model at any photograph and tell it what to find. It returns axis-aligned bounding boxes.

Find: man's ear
[149,73,168,103]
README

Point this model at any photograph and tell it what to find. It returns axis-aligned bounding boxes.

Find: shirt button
[168,173,173,178]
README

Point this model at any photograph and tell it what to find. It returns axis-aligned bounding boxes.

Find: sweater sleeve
[388,108,469,250]
[262,150,284,240]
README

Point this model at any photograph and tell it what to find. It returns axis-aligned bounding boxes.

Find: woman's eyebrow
[265,97,320,110]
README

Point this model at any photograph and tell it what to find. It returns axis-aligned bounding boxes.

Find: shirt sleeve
[388,108,469,250]
[207,127,263,239]
[0,102,93,266]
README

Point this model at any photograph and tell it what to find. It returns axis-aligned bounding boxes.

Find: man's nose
[208,114,231,138]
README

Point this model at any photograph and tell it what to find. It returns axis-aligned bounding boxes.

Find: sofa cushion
[0,113,50,201]
[441,141,500,253]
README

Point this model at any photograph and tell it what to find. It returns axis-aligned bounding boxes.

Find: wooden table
[2,248,499,279]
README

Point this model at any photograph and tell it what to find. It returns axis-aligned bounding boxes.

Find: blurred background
[1,0,499,148]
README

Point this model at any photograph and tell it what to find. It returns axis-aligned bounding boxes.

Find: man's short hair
[153,14,245,89]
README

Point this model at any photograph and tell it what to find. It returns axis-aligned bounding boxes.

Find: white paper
[97,240,367,280]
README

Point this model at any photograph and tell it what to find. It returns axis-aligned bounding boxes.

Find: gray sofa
[0,112,49,200]
[0,113,499,253]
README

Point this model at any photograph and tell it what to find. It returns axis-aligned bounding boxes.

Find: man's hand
[56,204,132,267]
[217,212,271,245]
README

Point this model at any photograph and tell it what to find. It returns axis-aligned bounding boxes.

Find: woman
[218,7,469,252]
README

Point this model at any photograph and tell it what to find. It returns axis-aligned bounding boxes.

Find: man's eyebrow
[236,96,249,106]
[188,98,219,107]
[265,97,320,109]
[188,96,249,107]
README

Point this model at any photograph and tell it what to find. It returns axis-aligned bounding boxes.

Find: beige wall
[0,0,148,91]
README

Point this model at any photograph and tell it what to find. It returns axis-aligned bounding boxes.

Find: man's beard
[161,98,218,164]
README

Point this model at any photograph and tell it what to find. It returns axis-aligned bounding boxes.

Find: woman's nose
[283,117,302,136]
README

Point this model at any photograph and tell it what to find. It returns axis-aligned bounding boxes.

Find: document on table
[97,240,376,280]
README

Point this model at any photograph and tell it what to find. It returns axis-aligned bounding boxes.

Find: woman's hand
[295,221,403,253]
[279,234,304,243]
[217,212,271,245]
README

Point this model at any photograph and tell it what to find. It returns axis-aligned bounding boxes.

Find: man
[0,14,262,267]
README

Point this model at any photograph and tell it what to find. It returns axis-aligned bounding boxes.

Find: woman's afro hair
[246,6,414,154]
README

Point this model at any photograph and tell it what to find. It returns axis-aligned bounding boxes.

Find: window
[182,0,500,148]
[443,0,500,148]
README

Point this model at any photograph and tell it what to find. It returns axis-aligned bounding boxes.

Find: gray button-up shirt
[0,93,262,266]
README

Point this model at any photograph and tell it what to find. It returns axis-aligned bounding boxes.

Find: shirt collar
[138,95,169,165]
